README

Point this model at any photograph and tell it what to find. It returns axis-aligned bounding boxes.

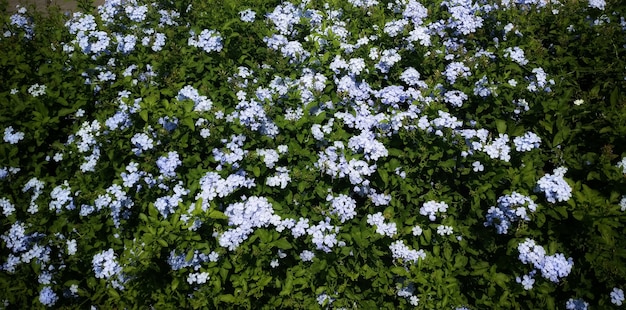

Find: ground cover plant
[1,0,626,308]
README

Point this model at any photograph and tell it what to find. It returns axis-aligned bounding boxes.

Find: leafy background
[0,0,625,308]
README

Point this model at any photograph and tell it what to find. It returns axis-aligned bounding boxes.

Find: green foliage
[0,0,625,309]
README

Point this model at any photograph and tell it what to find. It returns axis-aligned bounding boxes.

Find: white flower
[574,99,584,106]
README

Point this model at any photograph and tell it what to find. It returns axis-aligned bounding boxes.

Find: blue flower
[513,132,541,151]
[3,126,25,144]
[39,286,58,307]
[188,29,223,53]
[389,240,426,264]
[611,288,624,306]
[92,248,122,279]
[535,167,572,203]
[156,151,181,178]
[300,250,315,262]
[239,9,256,22]
[566,298,589,310]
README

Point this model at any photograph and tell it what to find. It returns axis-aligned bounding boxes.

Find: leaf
[496,119,507,134]
[182,117,195,130]
[140,109,148,122]
[493,273,509,289]
[610,86,619,106]
[186,249,195,262]
[172,278,179,291]
[272,238,293,250]
[390,266,409,276]
[279,273,294,296]
[108,288,120,299]
[379,168,388,186]
[310,259,327,274]
[209,209,228,220]
[219,294,236,303]
[454,255,468,269]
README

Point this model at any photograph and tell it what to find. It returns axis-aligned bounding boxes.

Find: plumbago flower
[2,0,626,307]
[535,167,572,203]
[517,238,573,289]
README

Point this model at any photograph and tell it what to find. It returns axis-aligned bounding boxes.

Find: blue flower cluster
[389,240,426,264]
[188,29,223,53]
[327,194,357,223]
[611,287,625,306]
[3,126,25,144]
[219,196,281,251]
[513,131,541,152]
[366,212,397,237]
[484,192,537,234]
[517,238,573,289]
[156,151,181,178]
[92,248,126,289]
[565,298,589,310]
[535,167,572,203]
[177,85,213,112]
[239,9,256,23]
[420,200,449,221]
[38,286,58,307]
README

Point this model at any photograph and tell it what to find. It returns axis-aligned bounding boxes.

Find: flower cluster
[307,217,341,253]
[156,151,182,178]
[131,132,154,155]
[266,167,291,189]
[535,167,572,203]
[239,9,256,22]
[177,85,213,112]
[420,200,449,221]
[3,126,25,144]
[617,157,626,174]
[38,286,58,307]
[565,298,589,310]
[366,212,397,237]
[49,181,75,214]
[194,171,255,210]
[92,248,126,289]
[513,132,541,152]
[187,272,210,285]
[517,238,573,288]
[327,194,357,223]
[219,196,281,251]
[611,287,624,306]
[188,29,223,53]
[484,192,537,234]
[389,240,426,264]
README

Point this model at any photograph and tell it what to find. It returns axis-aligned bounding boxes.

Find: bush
[1,0,625,308]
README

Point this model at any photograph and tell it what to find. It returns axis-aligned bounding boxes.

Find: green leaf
[272,238,292,250]
[379,168,388,186]
[279,273,294,296]
[390,266,409,276]
[108,288,120,299]
[182,117,195,130]
[140,109,148,122]
[493,273,509,289]
[495,119,507,134]
[219,294,236,303]
[209,209,228,220]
